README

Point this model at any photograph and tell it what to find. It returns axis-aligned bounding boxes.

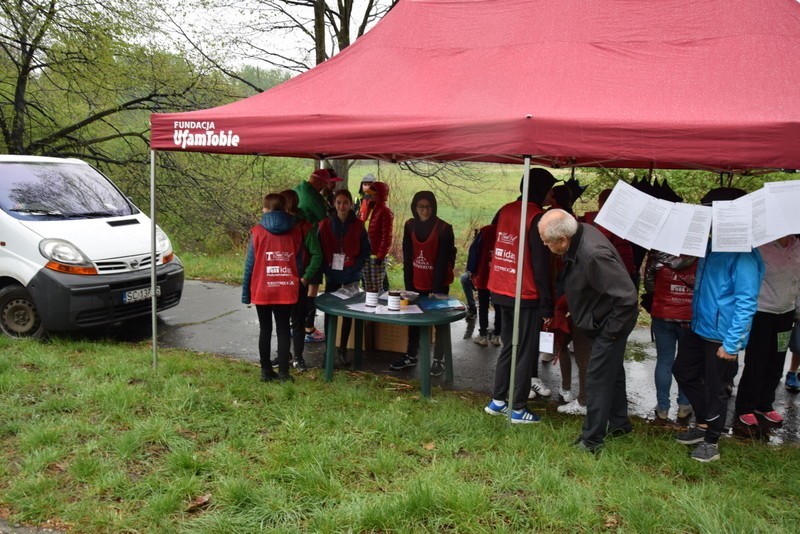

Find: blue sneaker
[511,408,541,424]
[484,400,508,415]
[786,371,800,392]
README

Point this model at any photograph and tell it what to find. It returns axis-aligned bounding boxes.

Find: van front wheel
[0,285,44,339]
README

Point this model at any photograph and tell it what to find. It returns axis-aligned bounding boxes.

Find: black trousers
[256,304,292,374]
[477,288,501,337]
[290,284,309,360]
[406,288,448,359]
[582,323,634,448]
[736,310,794,415]
[673,330,738,444]
[492,304,542,410]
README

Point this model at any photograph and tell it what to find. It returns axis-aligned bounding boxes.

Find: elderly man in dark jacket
[538,208,639,451]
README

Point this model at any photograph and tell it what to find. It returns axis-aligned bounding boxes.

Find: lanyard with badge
[332,225,346,270]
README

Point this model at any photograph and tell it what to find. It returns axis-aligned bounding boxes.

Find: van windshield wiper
[62,210,117,218]
[10,208,69,217]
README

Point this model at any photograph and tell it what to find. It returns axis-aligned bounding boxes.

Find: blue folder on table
[417,299,465,311]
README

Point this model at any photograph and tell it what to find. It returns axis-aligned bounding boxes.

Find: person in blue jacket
[672,187,765,463]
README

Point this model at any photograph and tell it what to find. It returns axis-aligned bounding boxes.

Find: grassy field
[1,336,799,532]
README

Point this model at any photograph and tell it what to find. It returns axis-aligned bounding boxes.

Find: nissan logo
[129,259,139,269]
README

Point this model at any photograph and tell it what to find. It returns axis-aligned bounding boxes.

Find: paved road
[150,280,800,443]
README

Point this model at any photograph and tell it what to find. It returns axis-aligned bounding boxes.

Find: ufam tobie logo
[172,121,240,149]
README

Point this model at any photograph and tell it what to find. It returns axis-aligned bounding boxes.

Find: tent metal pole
[150,150,158,370]
[507,156,532,423]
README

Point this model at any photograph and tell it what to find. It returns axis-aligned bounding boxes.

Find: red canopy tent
[147,0,800,382]
[151,0,800,172]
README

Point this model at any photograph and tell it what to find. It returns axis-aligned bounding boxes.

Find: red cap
[311,168,342,182]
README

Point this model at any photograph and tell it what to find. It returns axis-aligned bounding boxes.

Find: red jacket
[364,182,394,260]
[472,224,496,290]
[488,201,543,299]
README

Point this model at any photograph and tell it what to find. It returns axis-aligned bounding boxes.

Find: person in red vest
[643,251,697,425]
[279,189,323,372]
[361,181,394,293]
[241,193,304,382]
[580,188,636,281]
[318,189,370,366]
[483,169,556,424]
[390,191,456,377]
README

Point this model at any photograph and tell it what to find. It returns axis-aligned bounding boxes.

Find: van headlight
[39,239,98,275]
[156,227,174,264]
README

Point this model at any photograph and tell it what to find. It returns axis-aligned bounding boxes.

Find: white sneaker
[559,388,575,403]
[539,351,555,362]
[530,377,551,397]
[557,399,587,415]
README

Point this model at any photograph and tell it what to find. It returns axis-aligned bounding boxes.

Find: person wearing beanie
[483,169,556,424]
[355,173,378,221]
[672,187,764,462]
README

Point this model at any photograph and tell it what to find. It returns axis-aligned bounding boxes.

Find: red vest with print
[472,224,497,290]
[411,220,453,291]
[583,211,636,275]
[248,225,302,305]
[318,217,364,268]
[651,262,697,321]
[297,219,312,268]
[488,201,542,299]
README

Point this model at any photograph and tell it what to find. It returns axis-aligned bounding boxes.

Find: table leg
[419,325,431,397]
[325,314,338,382]
[354,319,363,368]
[442,323,454,382]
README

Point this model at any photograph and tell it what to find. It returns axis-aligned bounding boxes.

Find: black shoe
[293,357,308,372]
[676,426,706,445]
[573,438,601,454]
[260,368,279,382]
[607,425,634,438]
[430,359,444,376]
[277,371,294,382]
[338,351,351,367]
[390,354,418,370]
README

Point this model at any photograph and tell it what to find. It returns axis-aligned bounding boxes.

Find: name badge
[539,331,555,354]
[332,253,345,271]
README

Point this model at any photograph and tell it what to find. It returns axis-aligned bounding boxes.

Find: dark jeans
[582,323,634,448]
[290,284,309,360]
[736,310,794,415]
[651,318,690,411]
[460,273,501,337]
[492,304,542,410]
[673,330,738,444]
[256,304,292,373]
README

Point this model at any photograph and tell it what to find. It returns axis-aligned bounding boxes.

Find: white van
[0,155,184,337]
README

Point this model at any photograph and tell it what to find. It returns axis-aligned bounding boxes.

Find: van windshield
[0,161,137,220]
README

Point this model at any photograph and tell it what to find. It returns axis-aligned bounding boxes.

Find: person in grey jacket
[538,209,639,452]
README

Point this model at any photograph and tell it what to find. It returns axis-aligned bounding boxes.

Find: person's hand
[717,346,737,361]
[542,316,553,329]
[432,293,449,299]
[300,277,308,287]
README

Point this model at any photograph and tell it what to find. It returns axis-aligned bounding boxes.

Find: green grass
[1,337,799,532]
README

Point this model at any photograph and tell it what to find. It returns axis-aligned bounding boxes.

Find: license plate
[122,286,161,304]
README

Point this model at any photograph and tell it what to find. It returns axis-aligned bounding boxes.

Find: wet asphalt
[137,280,800,444]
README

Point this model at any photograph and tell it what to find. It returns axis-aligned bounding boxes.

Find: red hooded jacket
[363,181,394,260]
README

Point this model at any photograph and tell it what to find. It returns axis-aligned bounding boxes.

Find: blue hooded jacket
[690,245,764,354]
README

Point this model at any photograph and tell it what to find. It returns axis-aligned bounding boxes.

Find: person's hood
[260,210,295,234]
[519,168,557,205]
[370,181,390,205]
[410,190,437,220]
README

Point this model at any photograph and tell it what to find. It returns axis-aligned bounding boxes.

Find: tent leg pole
[507,156,532,423]
[150,150,158,370]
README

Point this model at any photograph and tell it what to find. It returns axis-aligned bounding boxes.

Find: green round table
[315,292,466,397]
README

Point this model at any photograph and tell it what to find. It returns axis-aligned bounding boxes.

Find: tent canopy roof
[150,0,800,172]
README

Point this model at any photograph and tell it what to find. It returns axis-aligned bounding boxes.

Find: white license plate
[122,286,161,304]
